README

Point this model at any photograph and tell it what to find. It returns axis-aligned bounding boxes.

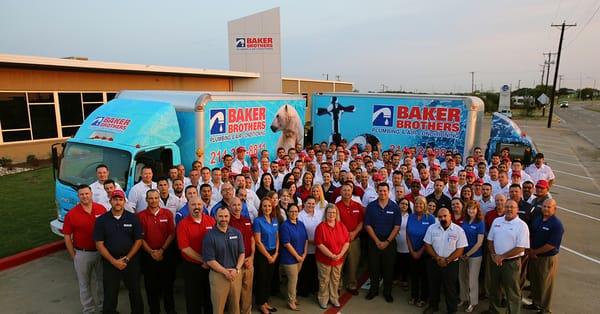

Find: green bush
[0,157,13,167]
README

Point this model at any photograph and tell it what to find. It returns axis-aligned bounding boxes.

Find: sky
[1,0,599,93]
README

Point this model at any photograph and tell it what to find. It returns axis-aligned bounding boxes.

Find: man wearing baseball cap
[529,180,552,224]
[94,190,144,314]
[231,146,249,175]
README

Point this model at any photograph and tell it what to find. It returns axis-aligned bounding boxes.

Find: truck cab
[50,98,181,236]
[485,112,537,165]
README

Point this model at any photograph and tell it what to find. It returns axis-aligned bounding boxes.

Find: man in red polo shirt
[177,197,216,314]
[336,182,364,295]
[63,184,107,314]
[227,197,255,314]
[138,189,176,314]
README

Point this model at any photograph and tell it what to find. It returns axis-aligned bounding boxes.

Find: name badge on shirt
[229,235,238,240]
[470,225,477,229]
[273,223,278,227]
[245,223,251,226]
[206,226,213,230]
[159,219,168,223]
[352,210,360,213]
[422,221,430,225]
[386,211,394,214]
[123,223,132,227]
[542,226,550,231]
[95,214,101,218]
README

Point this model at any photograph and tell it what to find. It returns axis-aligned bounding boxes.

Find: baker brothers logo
[210,109,227,135]
[235,38,246,48]
[372,105,394,127]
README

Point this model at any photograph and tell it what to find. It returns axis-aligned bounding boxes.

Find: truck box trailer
[51,90,305,235]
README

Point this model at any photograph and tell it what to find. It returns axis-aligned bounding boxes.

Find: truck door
[131,145,180,184]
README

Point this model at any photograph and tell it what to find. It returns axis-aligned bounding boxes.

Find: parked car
[560,101,569,108]
[499,109,513,118]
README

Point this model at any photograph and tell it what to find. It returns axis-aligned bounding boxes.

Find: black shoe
[523,303,541,310]
[267,307,277,312]
[348,288,359,296]
[423,306,438,314]
[384,294,394,303]
[365,290,378,300]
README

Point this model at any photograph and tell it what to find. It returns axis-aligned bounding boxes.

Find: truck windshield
[58,142,131,189]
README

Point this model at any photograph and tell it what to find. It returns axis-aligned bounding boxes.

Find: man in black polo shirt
[426,179,452,215]
[94,190,144,314]
[202,207,245,314]
[364,182,402,303]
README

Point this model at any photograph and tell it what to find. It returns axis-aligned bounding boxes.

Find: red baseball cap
[411,179,421,186]
[241,166,250,173]
[428,151,436,157]
[535,180,549,189]
[511,172,521,178]
[111,190,125,199]
[236,146,246,153]
[431,164,441,170]
[502,157,511,162]
[474,178,484,185]
[403,147,410,153]
[416,155,423,161]
[277,159,286,166]
[448,176,458,182]
[466,172,475,178]
[372,173,384,181]
[250,154,258,160]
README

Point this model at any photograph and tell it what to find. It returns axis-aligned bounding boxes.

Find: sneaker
[465,304,475,312]
[319,303,328,310]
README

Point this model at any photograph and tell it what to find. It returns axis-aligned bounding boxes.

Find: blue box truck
[51,91,305,235]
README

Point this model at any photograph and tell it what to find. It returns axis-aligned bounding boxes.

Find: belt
[75,247,97,252]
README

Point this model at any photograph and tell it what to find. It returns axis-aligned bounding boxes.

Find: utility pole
[543,52,556,90]
[539,64,546,87]
[470,72,475,93]
[335,75,341,81]
[548,21,576,128]
[322,73,329,80]
[517,80,521,90]
[558,75,564,90]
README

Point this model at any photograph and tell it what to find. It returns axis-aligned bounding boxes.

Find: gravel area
[0,166,33,176]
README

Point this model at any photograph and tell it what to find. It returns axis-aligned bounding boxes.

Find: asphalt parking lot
[0,112,598,314]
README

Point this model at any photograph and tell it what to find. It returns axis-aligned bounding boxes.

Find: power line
[566,0,600,47]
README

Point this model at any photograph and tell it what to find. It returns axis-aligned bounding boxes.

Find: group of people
[63,142,563,314]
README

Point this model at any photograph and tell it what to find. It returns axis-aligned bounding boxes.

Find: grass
[0,167,59,258]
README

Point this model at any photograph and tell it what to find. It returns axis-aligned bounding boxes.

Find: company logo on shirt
[372,105,394,127]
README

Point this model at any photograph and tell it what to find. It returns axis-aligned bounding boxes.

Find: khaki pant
[343,238,361,290]
[209,269,242,314]
[317,261,342,306]
[240,264,254,314]
[529,255,558,313]
[459,256,482,306]
[489,258,521,314]
[73,250,103,314]
[282,262,303,304]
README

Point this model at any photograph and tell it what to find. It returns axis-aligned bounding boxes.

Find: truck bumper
[50,219,64,237]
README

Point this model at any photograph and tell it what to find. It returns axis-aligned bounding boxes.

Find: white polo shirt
[525,164,555,184]
[487,216,530,258]
[159,193,183,222]
[479,197,496,215]
[298,208,324,254]
[90,180,122,205]
[423,222,468,260]
[128,181,157,213]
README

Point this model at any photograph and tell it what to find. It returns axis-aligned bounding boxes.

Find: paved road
[1,117,599,314]
[554,101,600,149]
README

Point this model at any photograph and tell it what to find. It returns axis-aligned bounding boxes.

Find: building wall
[0,67,233,91]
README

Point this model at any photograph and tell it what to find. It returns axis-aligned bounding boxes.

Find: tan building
[0,54,352,163]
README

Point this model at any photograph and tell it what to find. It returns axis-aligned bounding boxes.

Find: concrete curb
[0,240,65,272]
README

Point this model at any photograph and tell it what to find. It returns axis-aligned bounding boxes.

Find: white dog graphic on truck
[270,104,304,152]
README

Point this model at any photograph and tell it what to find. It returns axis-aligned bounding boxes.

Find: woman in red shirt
[296,172,314,203]
[451,197,465,225]
[314,203,350,309]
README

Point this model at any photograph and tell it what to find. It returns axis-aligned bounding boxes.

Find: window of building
[1,91,115,144]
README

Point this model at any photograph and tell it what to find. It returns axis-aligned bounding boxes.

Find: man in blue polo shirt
[526,199,564,314]
[94,190,144,314]
[364,182,402,303]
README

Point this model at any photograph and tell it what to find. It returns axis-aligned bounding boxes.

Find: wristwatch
[124,256,130,263]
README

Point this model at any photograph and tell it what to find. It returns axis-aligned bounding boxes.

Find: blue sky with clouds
[1,0,598,93]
